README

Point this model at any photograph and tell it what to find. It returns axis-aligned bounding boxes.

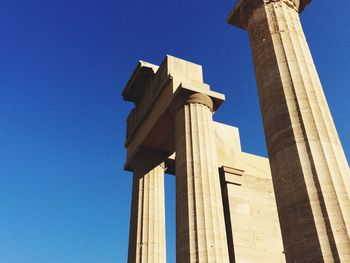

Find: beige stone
[175,93,230,262]
[122,56,224,172]
[128,163,166,263]
[123,56,229,262]
[221,152,285,262]
[228,0,350,261]
[122,55,286,262]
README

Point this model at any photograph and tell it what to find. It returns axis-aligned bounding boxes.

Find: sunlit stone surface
[228,0,350,261]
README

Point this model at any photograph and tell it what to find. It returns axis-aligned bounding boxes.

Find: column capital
[227,0,312,29]
[185,93,214,111]
[170,92,216,116]
[134,161,166,175]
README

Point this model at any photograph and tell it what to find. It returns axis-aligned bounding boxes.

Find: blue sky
[1,1,349,262]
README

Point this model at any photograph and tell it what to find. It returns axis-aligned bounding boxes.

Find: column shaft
[128,164,166,263]
[246,1,350,261]
[175,93,229,262]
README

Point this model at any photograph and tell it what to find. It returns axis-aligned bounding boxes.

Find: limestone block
[223,151,285,262]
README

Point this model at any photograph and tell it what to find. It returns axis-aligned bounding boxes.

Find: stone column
[175,93,229,262]
[228,0,350,261]
[128,163,166,263]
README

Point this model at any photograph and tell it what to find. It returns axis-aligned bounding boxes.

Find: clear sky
[1,1,349,262]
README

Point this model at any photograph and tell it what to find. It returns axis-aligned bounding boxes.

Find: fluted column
[128,163,166,263]
[229,0,350,262]
[175,93,229,262]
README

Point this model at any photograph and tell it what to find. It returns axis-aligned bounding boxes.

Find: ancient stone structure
[127,163,166,262]
[228,0,350,262]
[122,2,349,262]
[123,56,285,262]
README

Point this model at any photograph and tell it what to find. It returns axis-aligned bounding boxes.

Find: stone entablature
[122,55,224,171]
[121,2,350,261]
[122,55,286,262]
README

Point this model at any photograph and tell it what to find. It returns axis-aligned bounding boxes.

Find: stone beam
[122,56,224,171]
[122,61,159,103]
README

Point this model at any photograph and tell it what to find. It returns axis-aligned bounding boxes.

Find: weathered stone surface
[128,163,166,263]
[228,0,350,261]
[175,93,230,262]
[221,152,286,262]
[123,4,350,257]
[123,56,224,171]
[228,0,312,29]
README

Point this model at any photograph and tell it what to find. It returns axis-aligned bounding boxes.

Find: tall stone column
[175,93,229,262]
[228,0,350,261]
[128,163,166,263]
